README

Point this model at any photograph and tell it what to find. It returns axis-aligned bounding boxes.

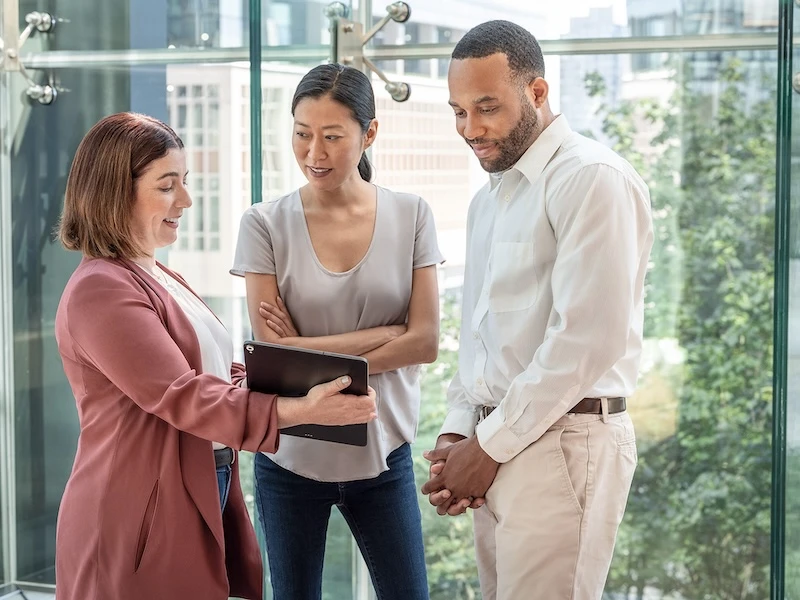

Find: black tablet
[243,340,369,447]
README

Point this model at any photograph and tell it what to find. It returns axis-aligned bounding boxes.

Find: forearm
[362,328,438,374]
[273,326,402,356]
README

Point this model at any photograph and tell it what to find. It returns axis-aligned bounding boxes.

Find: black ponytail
[357,152,373,182]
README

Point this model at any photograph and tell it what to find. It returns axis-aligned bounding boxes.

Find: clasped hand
[421,434,499,516]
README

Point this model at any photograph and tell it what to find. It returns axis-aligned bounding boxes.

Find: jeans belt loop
[601,397,609,424]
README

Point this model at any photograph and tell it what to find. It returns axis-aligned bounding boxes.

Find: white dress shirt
[440,115,654,463]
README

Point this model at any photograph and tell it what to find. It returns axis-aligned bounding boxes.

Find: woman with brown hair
[53,111,377,600]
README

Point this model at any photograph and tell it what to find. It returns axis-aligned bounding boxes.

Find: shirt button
[473,331,480,339]
[506,449,515,455]
[476,378,484,386]
[504,194,510,202]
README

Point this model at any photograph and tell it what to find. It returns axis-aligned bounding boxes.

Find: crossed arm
[243,266,440,373]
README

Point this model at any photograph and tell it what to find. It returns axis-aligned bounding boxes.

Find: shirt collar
[488,114,572,190]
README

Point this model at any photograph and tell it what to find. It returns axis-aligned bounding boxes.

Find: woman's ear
[363,118,379,150]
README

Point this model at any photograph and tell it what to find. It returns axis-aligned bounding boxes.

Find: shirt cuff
[439,407,479,439]
[476,408,526,463]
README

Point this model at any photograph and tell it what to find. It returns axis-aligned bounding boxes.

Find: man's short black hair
[452,20,544,82]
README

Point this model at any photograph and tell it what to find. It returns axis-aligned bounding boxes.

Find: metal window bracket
[0,4,64,105]
[327,1,412,102]
[0,583,29,599]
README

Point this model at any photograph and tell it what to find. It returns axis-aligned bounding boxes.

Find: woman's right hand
[306,377,377,425]
[277,376,377,428]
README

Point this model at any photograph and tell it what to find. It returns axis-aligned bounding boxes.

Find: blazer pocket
[489,242,538,313]
[134,479,160,573]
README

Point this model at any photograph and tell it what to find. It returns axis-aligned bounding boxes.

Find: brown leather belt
[214,447,235,468]
[479,397,626,421]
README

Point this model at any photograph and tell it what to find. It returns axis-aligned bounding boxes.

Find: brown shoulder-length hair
[58,112,184,259]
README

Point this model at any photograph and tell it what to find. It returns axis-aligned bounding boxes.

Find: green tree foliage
[414,295,483,599]
[590,57,775,599]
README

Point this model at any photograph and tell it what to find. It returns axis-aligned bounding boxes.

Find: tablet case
[243,340,369,446]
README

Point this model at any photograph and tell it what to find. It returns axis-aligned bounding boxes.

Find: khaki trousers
[474,411,637,600]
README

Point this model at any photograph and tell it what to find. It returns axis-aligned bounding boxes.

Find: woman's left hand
[259,296,299,338]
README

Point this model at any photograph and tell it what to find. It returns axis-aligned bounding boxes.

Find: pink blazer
[54,257,280,600]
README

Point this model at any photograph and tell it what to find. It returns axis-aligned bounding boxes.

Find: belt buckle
[479,405,494,422]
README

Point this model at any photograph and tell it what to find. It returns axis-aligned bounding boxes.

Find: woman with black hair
[232,63,442,600]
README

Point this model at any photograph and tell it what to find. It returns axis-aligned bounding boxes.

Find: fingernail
[442,490,451,499]
[340,376,350,385]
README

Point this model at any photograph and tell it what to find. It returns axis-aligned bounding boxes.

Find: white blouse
[139,263,233,451]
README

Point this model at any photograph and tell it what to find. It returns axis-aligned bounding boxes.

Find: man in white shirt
[421,20,654,600]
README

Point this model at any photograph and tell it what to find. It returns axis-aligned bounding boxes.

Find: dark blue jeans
[216,464,231,511]
[254,443,429,600]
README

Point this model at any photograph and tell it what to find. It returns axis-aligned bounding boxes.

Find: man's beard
[470,99,539,173]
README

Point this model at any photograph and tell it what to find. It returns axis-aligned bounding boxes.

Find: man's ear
[527,77,549,108]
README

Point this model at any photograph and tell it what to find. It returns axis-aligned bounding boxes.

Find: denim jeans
[216,464,231,511]
[254,443,429,600]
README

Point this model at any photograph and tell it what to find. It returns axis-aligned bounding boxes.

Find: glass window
[3,59,246,585]
[785,21,800,595]
[372,48,776,598]
[1,0,786,597]
[210,195,220,234]
[193,103,204,128]
[177,104,187,129]
[209,102,219,129]
[368,1,777,49]
[0,498,4,585]
[195,194,205,234]
[9,65,112,584]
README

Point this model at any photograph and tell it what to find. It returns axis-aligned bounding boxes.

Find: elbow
[419,332,440,364]
[598,331,629,373]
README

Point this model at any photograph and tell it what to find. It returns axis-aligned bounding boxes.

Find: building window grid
[168,83,223,253]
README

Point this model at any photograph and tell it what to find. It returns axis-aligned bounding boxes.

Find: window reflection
[370,48,776,598]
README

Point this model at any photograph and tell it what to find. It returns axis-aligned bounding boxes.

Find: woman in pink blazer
[53,112,377,600]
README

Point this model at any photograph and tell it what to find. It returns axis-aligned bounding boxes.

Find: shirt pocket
[488,242,538,313]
